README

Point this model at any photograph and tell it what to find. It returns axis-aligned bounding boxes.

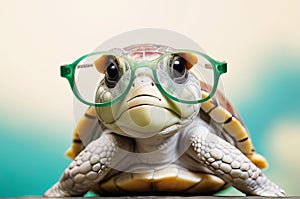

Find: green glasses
[60,50,227,107]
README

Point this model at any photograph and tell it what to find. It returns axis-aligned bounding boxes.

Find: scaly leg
[187,130,285,196]
[44,133,118,197]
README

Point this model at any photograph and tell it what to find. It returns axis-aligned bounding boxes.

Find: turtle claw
[279,189,287,197]
[257,190,286,197]
[43,182,72,198]
[255,186,286,197]
[249,174,286,197]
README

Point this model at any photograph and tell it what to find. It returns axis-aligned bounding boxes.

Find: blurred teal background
[1,0,299,197]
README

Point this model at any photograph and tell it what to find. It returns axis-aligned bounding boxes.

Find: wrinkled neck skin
[110,119,197,170]
[132,114,210,154]
[134,132,181,164]
[108,116,210,173]
[133,123,186,153]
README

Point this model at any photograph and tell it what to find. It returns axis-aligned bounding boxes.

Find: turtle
[44,43,285,197]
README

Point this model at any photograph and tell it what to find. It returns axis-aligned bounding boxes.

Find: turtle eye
[170,54,188,83]
[105,56,120,88]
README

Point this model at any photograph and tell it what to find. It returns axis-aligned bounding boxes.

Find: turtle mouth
[110,94,181,124]
[126,94,181,118]
[127,104,180,118]
[127,94,162,103]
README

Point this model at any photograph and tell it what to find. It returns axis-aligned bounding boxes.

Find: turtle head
[94,44,201,138]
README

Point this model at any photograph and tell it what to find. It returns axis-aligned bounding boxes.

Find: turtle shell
[198,89,268,169]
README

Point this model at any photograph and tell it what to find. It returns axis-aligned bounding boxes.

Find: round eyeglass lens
[156,51,215,103]
[74,53,131,105]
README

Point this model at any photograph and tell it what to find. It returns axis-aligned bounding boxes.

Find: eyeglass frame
[60,50,227,107]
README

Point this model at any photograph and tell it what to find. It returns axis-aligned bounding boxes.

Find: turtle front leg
[44,133,118,197]
[188,131,285,196]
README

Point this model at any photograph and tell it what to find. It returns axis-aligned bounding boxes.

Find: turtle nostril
[151,82,154,86]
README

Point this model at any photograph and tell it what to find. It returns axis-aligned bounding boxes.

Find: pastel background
[1,0,299,196]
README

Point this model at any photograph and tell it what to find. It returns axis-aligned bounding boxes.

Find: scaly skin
[44,134,118,197]
[188,129,285,196]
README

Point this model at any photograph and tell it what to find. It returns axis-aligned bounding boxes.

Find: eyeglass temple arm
[60,64,72,78]
[216,62,227,74]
